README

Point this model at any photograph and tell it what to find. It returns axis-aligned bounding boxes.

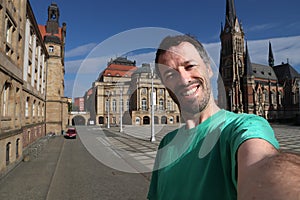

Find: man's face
[157,42,213,115]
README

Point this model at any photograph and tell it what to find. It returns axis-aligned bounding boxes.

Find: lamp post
[119,86,123,132]
[106,91,110,129]
[150,66,156,142]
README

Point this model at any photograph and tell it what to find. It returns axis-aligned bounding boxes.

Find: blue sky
[29,0,300,98]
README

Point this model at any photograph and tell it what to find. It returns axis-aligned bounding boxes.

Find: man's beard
[166,78,212,115]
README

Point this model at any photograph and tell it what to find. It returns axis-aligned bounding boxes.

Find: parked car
[65,127,77,139]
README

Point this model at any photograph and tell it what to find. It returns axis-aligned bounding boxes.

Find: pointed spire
[245,41,253,76]
[226,0,237,27]
[268,41,274,67]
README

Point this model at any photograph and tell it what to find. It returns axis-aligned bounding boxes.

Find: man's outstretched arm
[237,139,300,200]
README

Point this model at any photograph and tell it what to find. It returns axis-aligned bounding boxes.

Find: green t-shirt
[147,110,279,200]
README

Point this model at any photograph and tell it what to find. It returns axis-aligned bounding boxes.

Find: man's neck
[183,103,220,129]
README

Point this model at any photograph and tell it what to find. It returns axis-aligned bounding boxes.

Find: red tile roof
[103,64,137,77]
[38,25,62,41]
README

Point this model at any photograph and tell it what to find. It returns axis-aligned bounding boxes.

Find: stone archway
[154,116,159,124]
[143,116,150,125]
[98,116,104,124]
[72,115,86,125]
[161,116,167,124]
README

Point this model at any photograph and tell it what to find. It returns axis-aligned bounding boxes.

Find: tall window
[142,98,147,111]
[278,92,282,106]
[112,99,117,112]
[2,83,9,116]
[264,90,269,103]
[5,17,14,45]
[38,102,40,117]
[159,99,164,110]
[32,100,36,117]
[16,139,20,158]
[25,97,29,117]
[6,142,11,165]
[167,100,171,111]
[42,104,44,117]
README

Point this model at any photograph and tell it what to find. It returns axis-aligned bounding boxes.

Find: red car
[65,127,77,139]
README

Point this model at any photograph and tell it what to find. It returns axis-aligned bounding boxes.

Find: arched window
[278,91,282,106]
[25,97,29,117]
[98,116,104,124]
[142,98,147,111]
[2,83,10,116]
[38,102,41,117]
[32,100,36,117]
[159,99,164,110]
[135,117,140,125]
[16,139,20,158]
[6,142,11,165]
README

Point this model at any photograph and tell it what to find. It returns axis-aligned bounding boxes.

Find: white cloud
[247,35,300,68]
[65,59,83,74]
[246,23,277,32]
[65,43,97,58]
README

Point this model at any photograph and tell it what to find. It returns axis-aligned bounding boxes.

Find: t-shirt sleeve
[231,114,279,154]
[229,114,280,186]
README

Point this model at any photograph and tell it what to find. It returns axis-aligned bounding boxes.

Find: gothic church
[218,0,300,121]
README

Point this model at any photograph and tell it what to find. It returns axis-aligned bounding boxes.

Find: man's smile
[181,85,200,97]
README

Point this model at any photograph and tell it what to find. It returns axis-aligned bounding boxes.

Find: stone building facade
[218,0,300,121]
[0,1,67,176]
[85,57,181,127]
[129,63,181,125]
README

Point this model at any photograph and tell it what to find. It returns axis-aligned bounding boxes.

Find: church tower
[218,0,245,113]
[41,3,68,134]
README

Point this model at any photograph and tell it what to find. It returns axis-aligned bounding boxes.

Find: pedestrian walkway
[102,123,300,173]
[271,123,300,153]
[0,136,64,200]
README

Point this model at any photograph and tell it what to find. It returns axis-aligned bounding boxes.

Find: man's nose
[177,68,191,85]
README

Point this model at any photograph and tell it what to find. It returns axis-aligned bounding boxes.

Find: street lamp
[150,65,156,142]
[106,91,110,129]
[119,86,123,133]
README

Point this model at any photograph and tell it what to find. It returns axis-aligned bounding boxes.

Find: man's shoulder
[158,127,182,148]
[224,110,269,126]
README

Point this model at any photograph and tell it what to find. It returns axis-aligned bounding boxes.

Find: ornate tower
[42,3,68,134]
[218,0,245,113]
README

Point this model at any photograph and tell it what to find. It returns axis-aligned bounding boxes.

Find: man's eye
[166,73,174,79]
[186,64,196,70]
